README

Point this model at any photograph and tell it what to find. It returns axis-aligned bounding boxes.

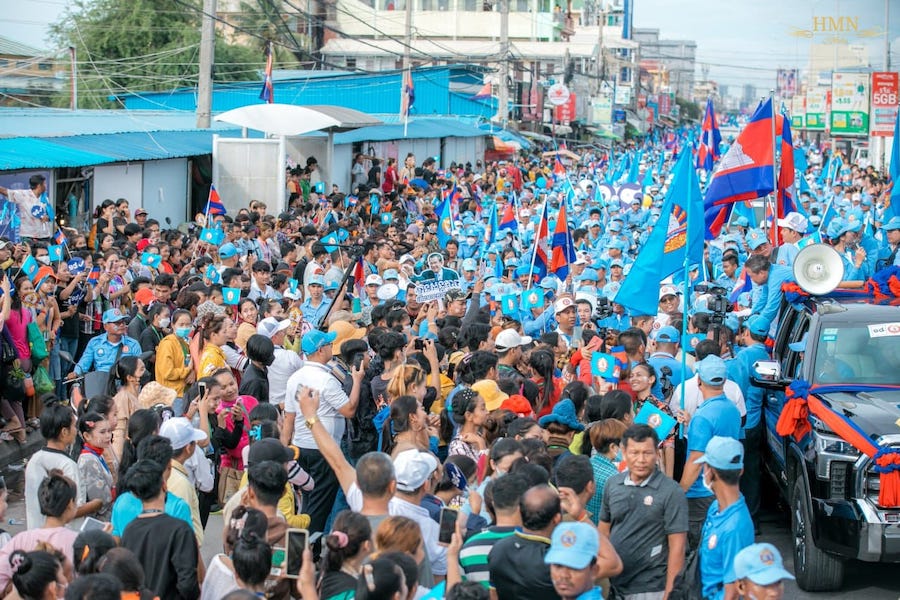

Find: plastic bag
[33,365,54,396]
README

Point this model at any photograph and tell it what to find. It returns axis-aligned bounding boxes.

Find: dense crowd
[0,139,895,600]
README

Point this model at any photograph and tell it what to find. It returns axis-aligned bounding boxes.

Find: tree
[234,0,313,65]
[675,96,701,123]
[51,0,261,108]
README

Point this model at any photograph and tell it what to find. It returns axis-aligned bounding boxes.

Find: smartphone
[270,547,286,577]
[352,353,364,370]
[285,528,308,579]
[80,517,105,532]
[414,338,425,351]
[438,507,458,546]
[197,382,207,398]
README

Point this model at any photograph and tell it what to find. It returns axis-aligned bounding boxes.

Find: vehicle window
[774,306,798,361]
[783,313,808,379]
[812,323,900,385]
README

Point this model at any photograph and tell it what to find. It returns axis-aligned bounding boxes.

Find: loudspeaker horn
[793,243,844,295]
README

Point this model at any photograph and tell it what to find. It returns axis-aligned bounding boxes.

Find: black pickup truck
[752,295,900,591]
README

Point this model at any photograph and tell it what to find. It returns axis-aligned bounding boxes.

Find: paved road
[4,488,900,598]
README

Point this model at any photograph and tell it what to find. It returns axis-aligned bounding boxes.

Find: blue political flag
[888,109,900,220]
[634,402,677,442]
[591,351,619,381]
[501,293,519,316]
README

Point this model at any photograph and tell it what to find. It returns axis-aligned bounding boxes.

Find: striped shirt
[458,526,519,588]
[586,454,619,525]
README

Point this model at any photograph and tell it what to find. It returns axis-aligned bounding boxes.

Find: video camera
[694,283,732,326]
[593,296,614,322]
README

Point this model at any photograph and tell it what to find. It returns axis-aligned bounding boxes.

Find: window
[346,57,357,68]
[813,323,897,385]
[39,62,51,71]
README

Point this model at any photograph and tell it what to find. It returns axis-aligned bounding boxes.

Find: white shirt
[668,375,746,418]
[346,483,448,576]
[184,444,215,493]
[8,188,52,239]
[268,347,304,407]
[24,448,80,529]
[284,361,349,448]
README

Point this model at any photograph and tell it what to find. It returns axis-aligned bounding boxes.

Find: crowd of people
[0,136,894,600]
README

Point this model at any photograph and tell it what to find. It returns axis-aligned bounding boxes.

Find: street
[4,486,900,598]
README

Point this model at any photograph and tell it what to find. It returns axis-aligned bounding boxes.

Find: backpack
[667,548,703,600]
[330,361,379,459]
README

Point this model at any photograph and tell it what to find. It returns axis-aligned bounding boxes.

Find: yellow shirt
[167,460,204,546]
[155,334,193,396]
[198,343,227,378]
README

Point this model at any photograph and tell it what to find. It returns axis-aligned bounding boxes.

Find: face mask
[36,256,50,265]
[159,317,171,329]
[176,326,191,339]
[702,469,714,493]
[466,237,477,246]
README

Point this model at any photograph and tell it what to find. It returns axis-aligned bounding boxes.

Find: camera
[593,296,614,322]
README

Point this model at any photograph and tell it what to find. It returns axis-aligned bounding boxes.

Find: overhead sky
[9,0,900,98]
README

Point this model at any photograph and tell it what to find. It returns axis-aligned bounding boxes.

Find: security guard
[70,308,141,377]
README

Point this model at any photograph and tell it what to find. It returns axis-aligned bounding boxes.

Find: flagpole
[770,89,780,248]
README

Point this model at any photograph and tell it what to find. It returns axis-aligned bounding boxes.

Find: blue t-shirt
[685,395,742,499]
[700,496,754,600]
[734,344,770,430]
[110,491,193,537]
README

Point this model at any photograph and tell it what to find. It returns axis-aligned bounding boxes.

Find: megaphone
[793,243,844,295]
[376,283,399,301]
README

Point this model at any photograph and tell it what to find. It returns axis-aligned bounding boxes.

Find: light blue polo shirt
[700,496,754,600]
[685,395,742,499]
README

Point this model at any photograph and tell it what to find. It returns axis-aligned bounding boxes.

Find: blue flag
[20,255,38,280]
[140,252,161,269]
[634,402,677,442]
[48,244,63,262]
[627,150,642,184]
[591,352,619,381]
[520,288,544,312]
[501,293,519,316]
[615,151,704,318]
[205,263,221,283]
[222,287,241,305]
[321,232,339,253]
[200,227,224,245]
[436,197,453,247]
[889,109,900,220]
[487,202,499,244]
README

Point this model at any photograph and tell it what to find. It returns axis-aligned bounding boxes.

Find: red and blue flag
[498,200,517,234]
[530,202,550,281]
[696,97,722,171]
[53,229,67,246]
[550,201,576,279]
[259,43,274,104]
[205,184,226,216]
[704,98,776,239]
[729,266,753,303]
[771,114,797,246]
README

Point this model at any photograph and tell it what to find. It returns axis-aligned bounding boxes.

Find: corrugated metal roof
[0,138,117,170]
[50,131,220,162]
[0,108,238,139]
[0,35,49,58]
[334,118,486,144]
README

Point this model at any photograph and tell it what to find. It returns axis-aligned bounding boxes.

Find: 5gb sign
[870,72,898,137]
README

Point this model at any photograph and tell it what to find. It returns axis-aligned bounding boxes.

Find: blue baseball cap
[219,243,238,259]
[884,216,900,232]
[734,216,750,228]
[577,268,599,283]
[102,308,130,324]
[307,274,325,286]
[733,543,795,585]
[383,269,400,281]
[301,330,337,355]
[539,276,558,290]
[544,522,599,570]
[655,326,679,343]
[608,222,622,232]
[695,435,744,470]
[744,315,768,337]
[538,399,585,432]
[461,259,477,272]
[325,279,340,291]
[788,333,807,353]
[696,355,728,386]
[746,229,768,250]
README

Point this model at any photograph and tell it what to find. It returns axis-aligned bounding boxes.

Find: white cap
[160,417,207,451]
[394,449,439,492]
[365,274,383,286]
[399,253,416,264]
[554,297,576,314]
[776,211,809,234]
[495,329,533,351]
[659,285,679,300]
[257,317,291,338]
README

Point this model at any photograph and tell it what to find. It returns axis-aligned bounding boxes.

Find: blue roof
[0,137,118,170]
[333,118,486,144]
[0,108,236,139]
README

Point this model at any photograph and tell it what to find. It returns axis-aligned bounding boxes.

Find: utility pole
[594,6,605,95]
[497,0,509,124]
[197,0,216,129]
[403,0,413,71]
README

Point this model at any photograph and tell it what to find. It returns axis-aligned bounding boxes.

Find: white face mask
[702,469,714,493]
[36,256,50,265]
[466,237,477,246]
[159,317,171,328]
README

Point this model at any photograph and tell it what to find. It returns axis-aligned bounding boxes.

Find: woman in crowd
[115,409,159,486]
[443,388,488,461]
[202,506,269,600]
[238,334,273,403]
[319,510,373,600]
[381,395,431,455]
[139,303,170,361]
[356,558,408,600]
[0,471,79,592]
[96,547,157,600]
[234,299,259,352]
[197,313,230,378]
[74,412,115,521]
[76,396,120,487]
[6,550,66,600]
[155,309,195,405]
[628,361,675,477]
[370,331,407,407]
[585,418,628,525]
[107,356,145,460]
[373,517,425,568]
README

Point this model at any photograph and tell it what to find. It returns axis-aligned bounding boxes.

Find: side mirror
[751,360,790,390]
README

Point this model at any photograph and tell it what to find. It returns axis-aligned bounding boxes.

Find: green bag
[33,365,54,395]
[27,322,48,361]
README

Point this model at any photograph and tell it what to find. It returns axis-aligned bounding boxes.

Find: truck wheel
[792,478,845,591]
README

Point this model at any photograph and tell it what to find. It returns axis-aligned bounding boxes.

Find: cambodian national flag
[53,229,67,246]
[259,43,274,104]
[696,97,722,171]
[771,115,797,246]
[729,266,753,303]
[553,153,567,180]
[400,70,415,120]
[470,82,491,100]
[703,98,776,239]
[550,201,576,279]
[205,185,226,216]
[530,202,551,281]
[353,256,366,295]
[498,200,518,234]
